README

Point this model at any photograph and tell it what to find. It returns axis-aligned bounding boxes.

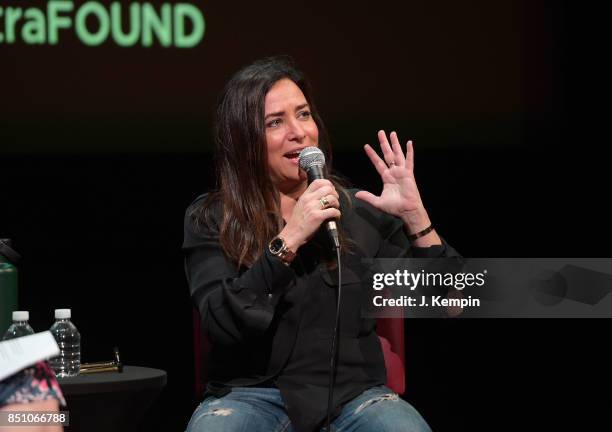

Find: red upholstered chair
[193,308,406,398]
[375,317,406,395]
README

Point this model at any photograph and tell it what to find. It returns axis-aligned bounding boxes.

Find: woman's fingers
[389,131,405,167]
[377,130,396,167]
[354,190,382,209]
[364,144,388,177]
[306,180,339,199]
[287,183,342,245]
[325,195,340,209]
[370,131,409,171]
[406,140,414,172]
[318,186,339,200]
[306,179,331,192]
[320,207,342,220]
[315,194,340,210]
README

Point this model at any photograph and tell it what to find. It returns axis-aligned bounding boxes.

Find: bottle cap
[12,311,29,321]
[55,309,71,319]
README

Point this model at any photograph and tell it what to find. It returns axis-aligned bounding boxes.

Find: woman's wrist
[278,227,302,257]
[400,206,431,233]
[401,207,442,246]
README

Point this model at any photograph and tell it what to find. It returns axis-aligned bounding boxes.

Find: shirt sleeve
[183,200,295,345]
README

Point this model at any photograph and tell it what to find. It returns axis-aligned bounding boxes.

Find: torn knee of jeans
[201,408,234,416]
[354,393,399,414]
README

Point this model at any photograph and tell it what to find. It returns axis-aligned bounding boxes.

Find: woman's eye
[299,111,311,119]
[266,118,282,128]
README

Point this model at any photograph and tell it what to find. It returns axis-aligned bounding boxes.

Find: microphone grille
[298,147,325,171]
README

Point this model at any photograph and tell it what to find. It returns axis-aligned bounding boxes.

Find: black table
[57,366,167,432]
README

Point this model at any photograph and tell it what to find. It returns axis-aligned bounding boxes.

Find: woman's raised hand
[355,130,426,221]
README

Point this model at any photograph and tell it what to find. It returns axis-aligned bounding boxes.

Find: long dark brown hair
[198,56,350,268]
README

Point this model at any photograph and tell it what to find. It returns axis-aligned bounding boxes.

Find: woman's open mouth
[283,151,301,164]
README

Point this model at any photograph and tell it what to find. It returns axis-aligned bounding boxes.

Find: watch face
[269,237,284,254]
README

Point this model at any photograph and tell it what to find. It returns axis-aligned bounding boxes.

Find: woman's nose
[287,118,305,141]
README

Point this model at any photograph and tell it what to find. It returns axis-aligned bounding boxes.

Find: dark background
[1,0,610,430]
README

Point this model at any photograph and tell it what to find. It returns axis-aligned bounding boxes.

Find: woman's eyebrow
[265,103,309,120]
[265,110,284,120]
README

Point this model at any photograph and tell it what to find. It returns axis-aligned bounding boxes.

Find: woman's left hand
[355,130,430,229]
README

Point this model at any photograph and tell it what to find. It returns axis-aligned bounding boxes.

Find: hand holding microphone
[278,147,342,252]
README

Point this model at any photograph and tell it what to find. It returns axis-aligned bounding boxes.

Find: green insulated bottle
[0,239,21,335]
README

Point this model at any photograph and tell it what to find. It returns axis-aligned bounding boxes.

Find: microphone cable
[325,245,342,432]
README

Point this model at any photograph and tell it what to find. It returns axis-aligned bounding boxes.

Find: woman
[183,56,459,432]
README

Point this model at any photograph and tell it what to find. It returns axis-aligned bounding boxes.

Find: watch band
[278,246,296,264]
[268,237,296,265]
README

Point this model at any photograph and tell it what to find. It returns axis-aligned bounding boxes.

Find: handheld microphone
[298,147,340,250]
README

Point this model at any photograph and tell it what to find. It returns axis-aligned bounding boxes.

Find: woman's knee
[186,396,288,432]
[349,393,432,432]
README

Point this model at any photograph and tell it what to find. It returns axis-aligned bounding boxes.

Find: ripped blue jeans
[185,385,432,432]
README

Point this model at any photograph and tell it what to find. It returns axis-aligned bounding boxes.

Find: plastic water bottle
[49,308,81,377]
[2,311,35,340]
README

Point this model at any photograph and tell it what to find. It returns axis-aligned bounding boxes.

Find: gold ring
[320,196,330,209]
